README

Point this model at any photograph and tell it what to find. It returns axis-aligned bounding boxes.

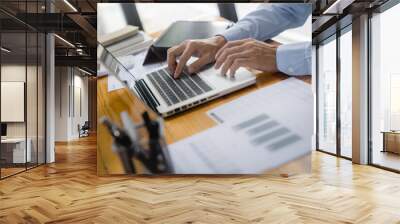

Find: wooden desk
[97,70,311,175]
[1,137,32,165]
[381,131,400,154]
[97,19,312,175]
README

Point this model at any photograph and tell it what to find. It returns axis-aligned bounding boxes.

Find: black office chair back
[82,121,90,130]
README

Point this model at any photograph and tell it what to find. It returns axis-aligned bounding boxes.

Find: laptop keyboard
[147,68,213,106]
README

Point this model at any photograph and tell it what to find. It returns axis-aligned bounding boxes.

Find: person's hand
[214,39,279,77]
[167,36,227,78]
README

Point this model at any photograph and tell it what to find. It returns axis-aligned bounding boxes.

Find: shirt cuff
[276,42,311,76]
[219,27,250,42]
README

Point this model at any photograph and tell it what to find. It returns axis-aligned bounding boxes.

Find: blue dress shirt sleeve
[221,3,311,42]
[219,4,312,76]
[276,42,311,76]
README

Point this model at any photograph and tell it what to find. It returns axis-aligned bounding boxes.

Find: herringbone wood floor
[1,135,400,224]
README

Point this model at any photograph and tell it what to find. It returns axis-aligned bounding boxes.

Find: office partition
[0,1,47,179]
[0,30,28,177]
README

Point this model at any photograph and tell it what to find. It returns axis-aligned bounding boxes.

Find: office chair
[78,121,90,138]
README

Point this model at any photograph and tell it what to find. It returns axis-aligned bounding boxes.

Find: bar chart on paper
[232,113,302,151]
[168,78,313,174]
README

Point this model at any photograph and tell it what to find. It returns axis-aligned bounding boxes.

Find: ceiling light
[76,48,86,55]
[54,34,75,48]
[323,0,355,15]
[1,47,11,53]
[78,67,93,76]
[63,0,78,12]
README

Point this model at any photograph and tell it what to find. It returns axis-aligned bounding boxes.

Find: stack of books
[98,25,153,57]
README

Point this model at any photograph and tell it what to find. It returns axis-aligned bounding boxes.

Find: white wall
[1,65,35,138]
[1,63,46,164]
[71,73,89,138]
[54,67,89,141]
[55,67,69,141]
[1,65,26,140]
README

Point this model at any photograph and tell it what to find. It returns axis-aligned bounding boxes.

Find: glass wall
[371,3,400,171]
[317,35,337,154]
[0,2,46,179]
[340,27,352,158]
[1,30,28,177]
[316,25,353,159]
[314,1,400,170]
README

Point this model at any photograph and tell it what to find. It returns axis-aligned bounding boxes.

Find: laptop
[98,43,256,117]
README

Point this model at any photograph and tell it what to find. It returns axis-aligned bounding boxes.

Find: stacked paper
[98,25,139,46]
[98,25,153,57]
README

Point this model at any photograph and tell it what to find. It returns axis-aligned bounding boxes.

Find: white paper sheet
[169,78,313,174]
[106,31,150,55]
[169,113,312,174]
[207,78,313,124]
[107,75,124,92]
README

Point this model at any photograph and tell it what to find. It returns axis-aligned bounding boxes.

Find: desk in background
[382,131,400,154]
[1,138,32,165]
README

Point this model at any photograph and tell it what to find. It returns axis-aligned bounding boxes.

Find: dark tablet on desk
[143,21,232,65]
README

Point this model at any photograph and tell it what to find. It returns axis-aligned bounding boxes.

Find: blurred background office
[0,0,97,179]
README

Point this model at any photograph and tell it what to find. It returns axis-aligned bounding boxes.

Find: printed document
[168,78,313,174]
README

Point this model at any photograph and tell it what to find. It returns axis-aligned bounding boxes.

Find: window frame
[367,0,400,173]
[315,21,353,161]
[315,0,400,173]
